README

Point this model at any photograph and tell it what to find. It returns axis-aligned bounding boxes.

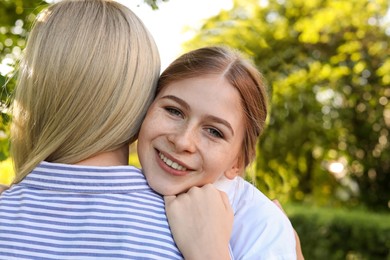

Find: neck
[75,145,129,166]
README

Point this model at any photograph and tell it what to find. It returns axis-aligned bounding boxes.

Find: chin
[153,184,186,196]
[149,182,173,196]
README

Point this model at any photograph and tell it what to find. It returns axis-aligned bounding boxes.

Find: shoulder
[229,177,297,260]
[227,177,270,211]
[230,177,288,224]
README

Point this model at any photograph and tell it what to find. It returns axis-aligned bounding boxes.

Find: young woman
[137,46,297,259]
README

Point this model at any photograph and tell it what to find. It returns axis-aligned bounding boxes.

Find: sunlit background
[0,0,389,259]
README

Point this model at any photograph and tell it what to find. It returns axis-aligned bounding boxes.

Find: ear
[223,157,242,180]
[224,166,239,180]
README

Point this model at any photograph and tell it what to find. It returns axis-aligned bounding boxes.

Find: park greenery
[1,0,389,210]
[286,203,390,259]
[1,0,389,258]
[182,0,390,212]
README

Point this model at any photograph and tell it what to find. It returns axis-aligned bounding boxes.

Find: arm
[225,178,296,260]
[273,200,304,260]
[164,184,233,260]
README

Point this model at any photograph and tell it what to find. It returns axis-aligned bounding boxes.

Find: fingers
[164,195,176,205]
[163,183,233,260]
[219,190,233,215]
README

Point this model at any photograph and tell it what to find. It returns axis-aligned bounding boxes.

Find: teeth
[159,153,187,171]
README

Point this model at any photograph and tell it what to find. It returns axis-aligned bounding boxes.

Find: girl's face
[137,74,245,195]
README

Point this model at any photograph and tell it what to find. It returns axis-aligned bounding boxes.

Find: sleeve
[228,179,297,260]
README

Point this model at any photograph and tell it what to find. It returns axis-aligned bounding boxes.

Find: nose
[167,124,197,153]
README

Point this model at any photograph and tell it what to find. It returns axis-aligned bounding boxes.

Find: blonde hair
[158,46,268,177]
[11,0,160,183]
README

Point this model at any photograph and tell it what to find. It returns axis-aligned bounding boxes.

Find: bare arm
[273,200,305,260]
[164,184,233,260]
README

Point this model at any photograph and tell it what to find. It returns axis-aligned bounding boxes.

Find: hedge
[285,204,390,260]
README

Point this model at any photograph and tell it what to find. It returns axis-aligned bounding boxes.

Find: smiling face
[137,74,245,195]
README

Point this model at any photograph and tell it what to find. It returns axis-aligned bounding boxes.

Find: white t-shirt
[215,176,297,260]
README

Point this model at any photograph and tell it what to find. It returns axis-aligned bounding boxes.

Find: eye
[206,127,224,138]
[165,107,183,118]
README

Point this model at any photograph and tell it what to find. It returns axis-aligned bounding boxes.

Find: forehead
[159,74,242,109]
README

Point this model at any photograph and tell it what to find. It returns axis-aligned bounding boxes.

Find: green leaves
[0,0,46,164]
[184,0,390,210]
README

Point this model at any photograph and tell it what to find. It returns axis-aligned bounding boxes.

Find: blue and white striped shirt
[0,161,183,260]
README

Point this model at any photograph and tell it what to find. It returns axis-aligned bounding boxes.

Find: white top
[216,176,297,260]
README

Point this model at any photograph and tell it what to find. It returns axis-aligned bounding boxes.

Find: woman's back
[0,162,182,259]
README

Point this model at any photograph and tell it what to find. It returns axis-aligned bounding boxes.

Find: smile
[159,152,187,171]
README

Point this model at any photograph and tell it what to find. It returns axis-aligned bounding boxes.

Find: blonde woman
[0,0,184,258]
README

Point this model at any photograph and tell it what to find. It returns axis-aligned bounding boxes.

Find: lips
[159,152,187,171]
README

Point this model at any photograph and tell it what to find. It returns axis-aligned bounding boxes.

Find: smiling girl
[137,46,297,259]
[137,74,245,196]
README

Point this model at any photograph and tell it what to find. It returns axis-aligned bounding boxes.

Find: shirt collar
[21,161,151,194]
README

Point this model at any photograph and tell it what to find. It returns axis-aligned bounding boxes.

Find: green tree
[0,0,48,161]
[184,0,390,210]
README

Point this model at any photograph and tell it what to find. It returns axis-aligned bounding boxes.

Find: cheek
[205,140,243,176]
[203,151,232,176]
[140,109,164,136]
[137,111,161,155]
[137,122,151,148]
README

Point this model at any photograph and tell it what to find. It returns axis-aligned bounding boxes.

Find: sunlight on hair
[36,9,52,23]
[19,62,34,80]
[245,161,257,185]
[12,100,27,120]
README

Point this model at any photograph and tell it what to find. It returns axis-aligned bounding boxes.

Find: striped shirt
[0,161,183,260]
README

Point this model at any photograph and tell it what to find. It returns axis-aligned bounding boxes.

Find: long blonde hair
[11,0,160,183]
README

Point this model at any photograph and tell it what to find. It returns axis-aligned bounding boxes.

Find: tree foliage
[184,0,390,210]
[1,0,389,210]
[0,0,48,162]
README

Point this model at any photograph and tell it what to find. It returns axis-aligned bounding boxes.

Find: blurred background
[0,0,389,259]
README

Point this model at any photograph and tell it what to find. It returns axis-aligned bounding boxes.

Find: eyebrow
[160,95,235,136]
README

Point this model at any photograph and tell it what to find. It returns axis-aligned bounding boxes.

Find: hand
[164,184,233,260]
[273,200,304,260]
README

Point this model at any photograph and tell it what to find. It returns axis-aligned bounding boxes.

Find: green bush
[285,204,390,260]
